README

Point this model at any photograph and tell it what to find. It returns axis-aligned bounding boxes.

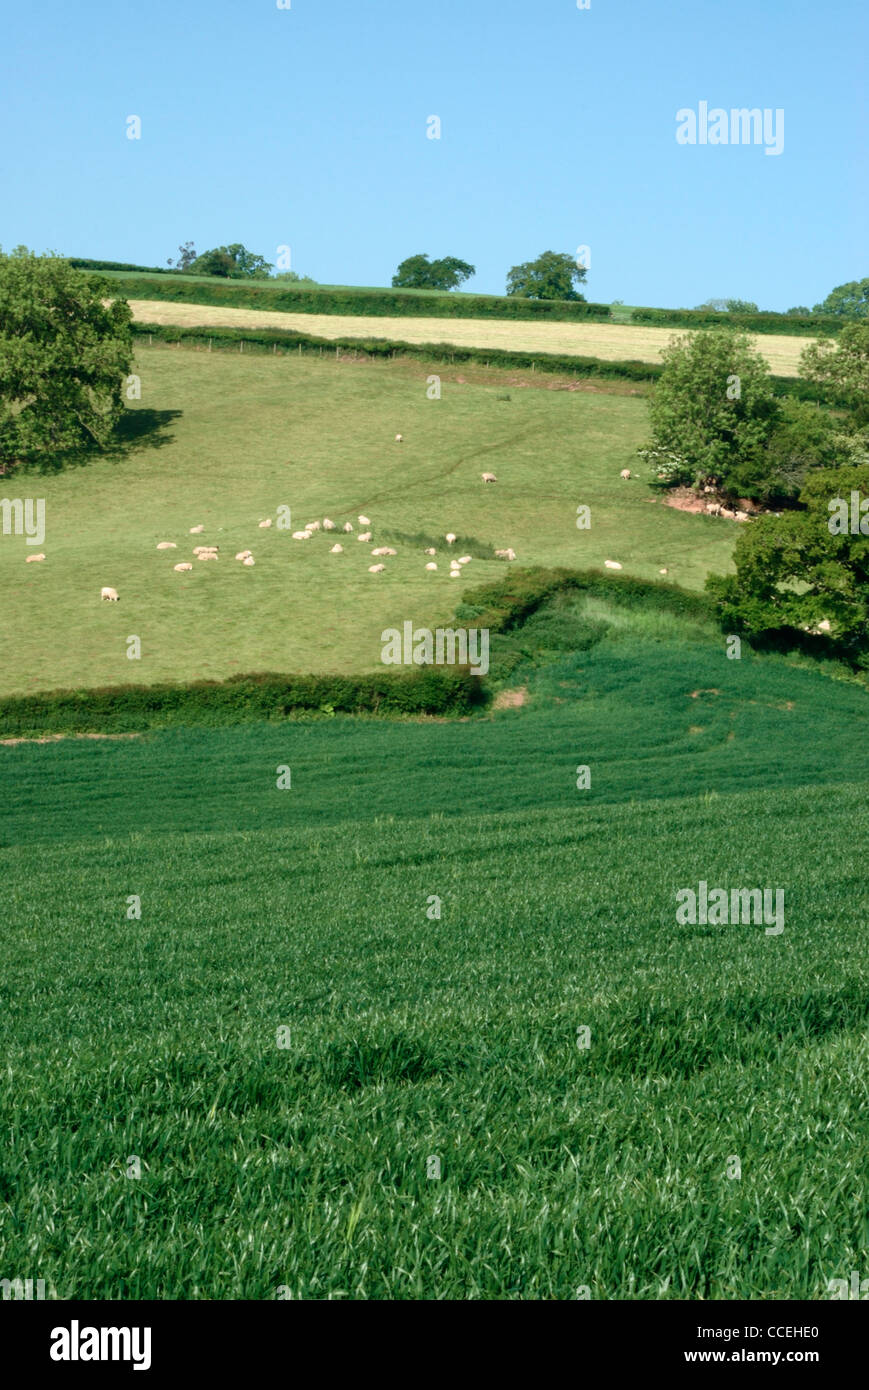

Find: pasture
[126,299,815,377]
[0,344,738,697]
[2,597,868,1299]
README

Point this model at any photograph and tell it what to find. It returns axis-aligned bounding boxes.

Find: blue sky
[1,0,865,308]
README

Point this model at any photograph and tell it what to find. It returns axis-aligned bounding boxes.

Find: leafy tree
[639,329,779,492]
[785,305,812,317]
[167,241,196,271]
[812,278,869,320]
[706,464,869,661]
[189,243,273,279]
[694,299,759,313]
[801,322,869,425]
[392,254,475,290]
[271,270,317,284]
[754,400,845,502]
[0,247,133,469]
[506,251,587,301]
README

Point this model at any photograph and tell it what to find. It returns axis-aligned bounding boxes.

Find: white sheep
[449,570,461,579]
[101,587,119,601]
[174,562,193,572]
[305,521,321,531]
[604,560,622,570]
[25,553,45,563]
[394,434,403,443]
[424,547,437,556]
[494,548,517,561]
[371,547,389,556]
[259,519,272,529]
[659,567,669,575]
[358,515,371,526]
[445,533,456,545]
[197,552,218,561]
[343,522,354,533]
[292,530,312,540]
[457,555,472,564]
[425,562,438,571]
[323,519,336,531]
[817,618,832,633]
[242,556,255,567]
[368,563,385,573]
[357,532,372,543]
[620,469,632,480]
[481,472,497,483]
[156,542,177,550]
[189,525,205,534]
[235,550,252,561]
[330,543,344,554]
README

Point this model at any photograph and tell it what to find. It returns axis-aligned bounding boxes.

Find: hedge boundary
[132,322,853,407]
[0,668,487,738]
[86,269,612,322]
[631,306,842,338]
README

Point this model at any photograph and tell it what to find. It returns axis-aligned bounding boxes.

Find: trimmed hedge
[631,306,842,338]
[89,270,612,322]
[132,322,853,407]
[69,257,179,274]
[0,669,487,738]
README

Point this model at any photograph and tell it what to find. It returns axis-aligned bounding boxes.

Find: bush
[632,306,842,337]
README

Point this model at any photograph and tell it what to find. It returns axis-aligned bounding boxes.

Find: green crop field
[2,597,868,1300]
[0,344,738,697]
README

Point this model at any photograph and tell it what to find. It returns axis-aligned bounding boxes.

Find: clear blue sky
[2,0,865,308]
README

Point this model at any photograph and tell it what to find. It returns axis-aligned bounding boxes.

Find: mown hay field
[127,299,815,377]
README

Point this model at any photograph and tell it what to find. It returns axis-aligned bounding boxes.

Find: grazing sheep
[235,550,252,561]
[305,521,321,531]
[174,562,193,572]
[358,515,371,526]
[101,586,119,601]
[449,570,461,579]
[343,522,354,533]
[197,551,218,561]
[25,553,45,562]
[371,547,389,556]
[394,434,403,443]
[481,472,497,483]
[357,532,372,543]
[620,469,632,480]
[424,547,436,556]
[189,525,205,534]
[259,519,272,529]
[457,555,472,564]
[445,533,456,545]
[323,519,336,531]
[425,562,438,571]
[495,548,517,561]
[156,542,177,550]
[292,530,312,540]
[706,502,722,516]
[604,560,622,570]
[368,563,386,573]
[242,556,255,567]
[330,543,344,554]
[659,568,669,575]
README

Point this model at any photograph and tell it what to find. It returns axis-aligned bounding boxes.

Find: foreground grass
[0,346,737,696]
[1,610,867,1299]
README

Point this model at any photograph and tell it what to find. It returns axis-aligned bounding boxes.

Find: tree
[785,306,812,317]
[506,251,587,301]
[392,254,475,290]
[801,322,869,425]
[0,247,133,469]
[812,278,869,320]
[694,299,759,313]
[189,243,273,279]
[706,464,869,662]
[167,241,196,271]
[638,329,779,493]
[271,270,317,284]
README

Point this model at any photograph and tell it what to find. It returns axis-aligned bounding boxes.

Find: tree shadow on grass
[12,408,182,476]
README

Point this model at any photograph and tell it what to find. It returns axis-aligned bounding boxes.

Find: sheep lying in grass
[604,560,622,570]
[174,562,193,572]
[495,548,516,561]
[235,550,252,561]
[330,544,344,554]
[358,514,371,526]
[425,562,438,571]
[323,519,336,531]
[242,556,255,567]
[292,530,312,540]
[357,531,372,543]
[189,525,205,534]
[26,553,45,562]
[305,521,321,532]
[368,563,385,573]
[424,547,436,556]
[157,542,177,550]
[259,519,272,529]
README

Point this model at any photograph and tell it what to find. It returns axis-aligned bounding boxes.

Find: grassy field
[127,299,814,377]
[2,596,868,1299]
[0,344,738,697]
